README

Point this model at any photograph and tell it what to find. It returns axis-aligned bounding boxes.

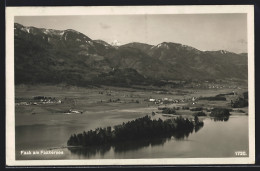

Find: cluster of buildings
[15,96,62,106]
[39,98,62,104]
[148,97,197,105]
[65,109,83,114]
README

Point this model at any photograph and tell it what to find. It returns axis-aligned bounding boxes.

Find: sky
[15,14,247,53]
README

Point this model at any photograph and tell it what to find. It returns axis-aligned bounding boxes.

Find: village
[14,83,248,121]
[146,96,197,104]
[15,96,62,106]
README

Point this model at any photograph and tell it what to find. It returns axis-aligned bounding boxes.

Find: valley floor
[15,84,248,126]
[14,84,249,159]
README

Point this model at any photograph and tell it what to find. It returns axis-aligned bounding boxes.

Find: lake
[15,114,248,160]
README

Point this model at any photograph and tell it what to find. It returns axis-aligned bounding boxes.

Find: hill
[14,23,248,86]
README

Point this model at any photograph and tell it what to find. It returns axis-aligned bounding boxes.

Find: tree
[194,115,199,124]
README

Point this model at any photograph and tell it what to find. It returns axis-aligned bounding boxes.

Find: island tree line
[67,115,204,147]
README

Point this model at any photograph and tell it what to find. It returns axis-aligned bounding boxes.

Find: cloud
[237,39,247,44]
[100,23,111,29]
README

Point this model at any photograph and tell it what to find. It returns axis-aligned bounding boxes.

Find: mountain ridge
[14,23,248,86]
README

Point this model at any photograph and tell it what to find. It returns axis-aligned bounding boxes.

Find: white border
[6,5,255,166]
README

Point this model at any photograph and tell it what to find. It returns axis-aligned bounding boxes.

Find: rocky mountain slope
[14,23,248,86]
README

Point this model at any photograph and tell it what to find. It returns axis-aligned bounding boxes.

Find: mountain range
[14,23,248,86]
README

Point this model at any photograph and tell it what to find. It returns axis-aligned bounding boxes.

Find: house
[69,109,83,114]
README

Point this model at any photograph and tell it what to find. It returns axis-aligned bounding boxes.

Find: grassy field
[15,84,248,126]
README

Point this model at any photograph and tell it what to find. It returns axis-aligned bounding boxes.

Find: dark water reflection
[211,115,230,122]
[194,124,203,132]
[68,145,112,158]
[68,124,204,158]
[16,116,248,159]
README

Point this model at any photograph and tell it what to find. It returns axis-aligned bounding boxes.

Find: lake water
[16,115,248,160]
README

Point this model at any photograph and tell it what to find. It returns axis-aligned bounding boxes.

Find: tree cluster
[210,108,230,117]
[231,97,248,108]
[162,108,176,114]
[193,111,207,117]
[67,115,203,147]
[190,107,203,111]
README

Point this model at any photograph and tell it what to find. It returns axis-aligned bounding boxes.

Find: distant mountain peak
[154,42,185,48]
[111,40,121,46]
[151,42,201,54]
[42,29,65,36]
[94,40,112,47]
[206,50,234,55]
[156,43,170,49]
[64,29,81,34]
[219,50,228,54]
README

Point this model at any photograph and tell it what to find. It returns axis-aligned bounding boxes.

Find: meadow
[15,84,248,126]
[14,83,249,159]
